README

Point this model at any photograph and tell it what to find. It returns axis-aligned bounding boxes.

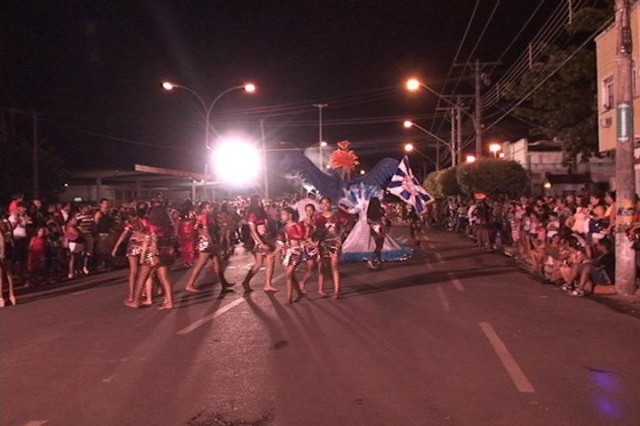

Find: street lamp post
[162,81,256,200]
[403,120,455,168]
[406,78,477,161]
[313,104,328,168]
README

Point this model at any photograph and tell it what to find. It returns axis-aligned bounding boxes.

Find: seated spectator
[569,239,615,297]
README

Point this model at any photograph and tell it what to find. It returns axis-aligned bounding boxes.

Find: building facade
[595,3,640,191]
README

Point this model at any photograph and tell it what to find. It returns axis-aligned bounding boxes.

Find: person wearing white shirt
[293,192,322,222]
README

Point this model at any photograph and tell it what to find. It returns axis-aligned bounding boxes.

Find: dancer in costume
[184,202,233,293]
[242,195,277,293]
[177,200,197,267]
[277,207,306,304]
[112,202,149,303]
[366,196,386,269]
[316,196,343,299]
[299,203,320,294]
[125,205,176,310]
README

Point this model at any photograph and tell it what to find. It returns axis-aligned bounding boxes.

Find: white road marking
[23,421,48,426]
[479,322,535,393]
[102,374,117,383]
[436,285,450,311]
[447,273,465,292]
[177,272,286,335]
[177,298,246,335]
[69,289,89,296]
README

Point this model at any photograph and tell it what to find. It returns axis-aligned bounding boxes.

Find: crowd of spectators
[434,192,622,297]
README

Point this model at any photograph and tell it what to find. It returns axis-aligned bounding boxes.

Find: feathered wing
[277,152,341,200]
[350,157,399,188]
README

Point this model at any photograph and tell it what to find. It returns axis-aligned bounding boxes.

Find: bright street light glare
[320,141,328,148]
[244,83,256,93]
[403,120,413,128]
[498,152,505,158]
[489,143,501,153]
[212,138,261,185]
[466,155,477,163]
[404,143,415,152]
[162,82,174,91]
[406,79,421,91]
[360,170,366,175]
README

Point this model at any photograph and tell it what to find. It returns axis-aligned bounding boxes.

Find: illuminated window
[633,59,638,97]
[603,76,614,110]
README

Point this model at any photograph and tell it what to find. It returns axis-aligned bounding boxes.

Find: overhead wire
[484,15,613,131]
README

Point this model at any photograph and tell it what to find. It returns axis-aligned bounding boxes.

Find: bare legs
[185,252,209,292]
[125,264,173,310]
[126,256,138,302]
[242,252,276,292]
[285,264,303,304]
[185,252,233,293]
[0,259,16,306]
[318,254,340,298]
[299,259,316,293]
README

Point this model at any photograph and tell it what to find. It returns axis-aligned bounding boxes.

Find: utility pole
[474,59,482,157]
[456,99,463,165]
[614,0,638,296]
[453,60,500,158]
[450,106,456,166]
[32,112,39,199]
[313,103,328,168]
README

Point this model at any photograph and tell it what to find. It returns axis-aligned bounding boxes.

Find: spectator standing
[76,204,95,275]
[94,199,113,271]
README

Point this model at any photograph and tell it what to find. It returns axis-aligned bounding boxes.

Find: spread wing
[350,157,399,188]
[277,152,341,200]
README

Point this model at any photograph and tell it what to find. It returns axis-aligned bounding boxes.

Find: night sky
[2,1,561,176]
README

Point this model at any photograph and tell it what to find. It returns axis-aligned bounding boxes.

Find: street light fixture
[489,143,501,158]
[404,143,415,152]
[402,120,455,168]
[161,80,257,199]
[466,155,477,163]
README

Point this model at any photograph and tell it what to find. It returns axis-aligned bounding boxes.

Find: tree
[499,2,612,165]
[424,167,461,199]
[456,159,529,198]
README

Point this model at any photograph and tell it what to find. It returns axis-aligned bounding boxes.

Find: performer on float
[184,201,233,293]
[277,207,306,304]
[242,195,277,293]
[112,202,150,303]
[366,196,386,269]
[299,203,320,294]
[339,184,413,265]
[316,196,345,299]
[125,205,175,310]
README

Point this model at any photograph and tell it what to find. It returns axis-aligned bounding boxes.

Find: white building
[501,138,614,195]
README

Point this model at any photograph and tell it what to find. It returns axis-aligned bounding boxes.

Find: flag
[387,156,434,214]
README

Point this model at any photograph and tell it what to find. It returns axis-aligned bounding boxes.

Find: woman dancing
[125,205,176,310]
[242,195,277,293]
[299,203,320,294]
[278,207,306,304]
[184,202,233,293]
[316,196,343,299]
[112,202,149,303]
[366,197,386,270]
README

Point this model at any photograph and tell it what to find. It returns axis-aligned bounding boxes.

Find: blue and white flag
[387,156,434,214]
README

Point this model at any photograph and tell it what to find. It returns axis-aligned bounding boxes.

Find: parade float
[278,141,433,263]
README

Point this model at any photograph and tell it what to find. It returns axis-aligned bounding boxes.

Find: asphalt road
[2,227,640,426]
